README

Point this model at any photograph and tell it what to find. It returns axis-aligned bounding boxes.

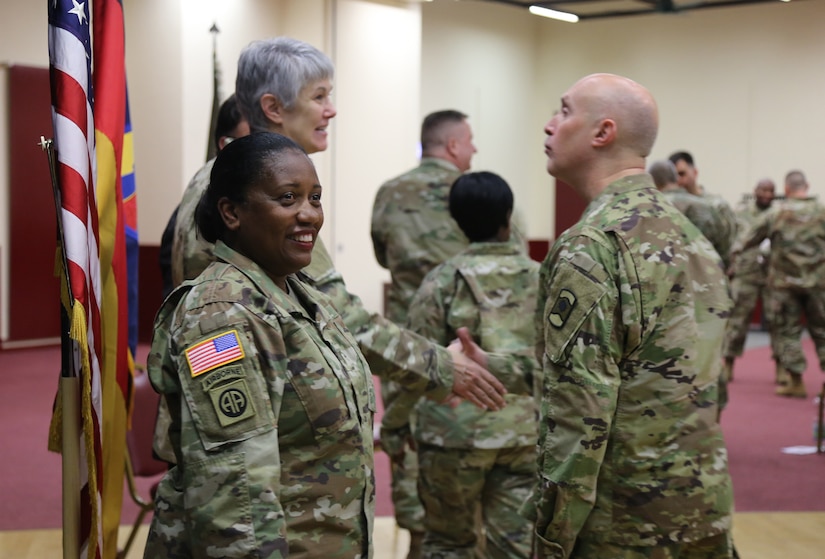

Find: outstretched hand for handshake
[445,327,507,411]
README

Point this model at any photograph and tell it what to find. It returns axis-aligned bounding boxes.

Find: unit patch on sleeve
[209,378,257,427]
[185,330,245,377]
[549,289,577,329]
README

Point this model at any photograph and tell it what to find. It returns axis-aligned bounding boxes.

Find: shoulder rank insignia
[549,289,577,329]
[185,330,245,377]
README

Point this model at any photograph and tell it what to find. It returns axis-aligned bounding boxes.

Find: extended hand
[446,327,506,410]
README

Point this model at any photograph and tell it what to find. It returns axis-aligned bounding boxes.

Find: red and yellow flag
[47,0,137,557]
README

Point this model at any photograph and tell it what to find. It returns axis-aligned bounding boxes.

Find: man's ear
[260,93,285,125]
[593,118,617,147]
[218,196,242,232]
[444,134,460,158]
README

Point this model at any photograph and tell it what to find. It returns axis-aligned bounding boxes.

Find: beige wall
[530,0,825,207]
[421,1,550,238]
[2,0,824,334]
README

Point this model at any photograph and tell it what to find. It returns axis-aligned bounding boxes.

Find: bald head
[574,73,659,157]
[544,73,658,196]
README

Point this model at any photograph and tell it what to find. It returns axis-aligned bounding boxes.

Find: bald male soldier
[529,73,735,558]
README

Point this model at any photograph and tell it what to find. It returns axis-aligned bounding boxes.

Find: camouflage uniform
[700,190,738,268]
[370,157,464,534]
[385,243,540,559]
[660,187,731,267]
[371,157,466,323]
[723,199,772,359]
[370,158,529,535]
[531,175,734,559]
[171,159,456,400]
[171,159,215,288]
[733,197,825,376]
[145,241,375,558]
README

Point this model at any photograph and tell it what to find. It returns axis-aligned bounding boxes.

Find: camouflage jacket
[731,200,771,279]
[532,174,733,558]
[371,157,528,324]
[733,196,825,289]
[146,241,375,558]
[170,159,456,401]
[371,158,467,323]
[701,190,738,267]
[301,237,460,401]
[171,158,215,288]
[384,243,540,448]
[660,186,730,267]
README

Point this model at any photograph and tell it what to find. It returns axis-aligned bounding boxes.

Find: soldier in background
[669,150,738,267]
[383,171,540,558]
[160,94,249,299]
[649,159,729,265]
[648,159,733,411]
[732,170,825,398]
[530,73,734,558]
[723,178,776,383]
[370,110,477,554]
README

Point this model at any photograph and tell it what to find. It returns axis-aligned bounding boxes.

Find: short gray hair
[236,37,334,133]
[648,160,677,189]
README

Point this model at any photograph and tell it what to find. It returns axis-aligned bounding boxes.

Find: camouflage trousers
[722,275,772,358]
[567,531,734,559]
[416,442,536,559]
[768,287,825,375]
[381,379,425,533]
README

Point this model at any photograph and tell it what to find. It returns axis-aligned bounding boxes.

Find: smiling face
[222,149,324,290]
[278,78,336,154]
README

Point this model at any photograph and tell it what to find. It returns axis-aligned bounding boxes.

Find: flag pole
[206,22,221,161]
[41,136,81,559]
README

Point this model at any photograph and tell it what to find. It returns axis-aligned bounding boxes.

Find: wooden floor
[1,512,823,558]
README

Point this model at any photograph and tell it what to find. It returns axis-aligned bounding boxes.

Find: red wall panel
[553,179,588,240]
[7,65,60,343]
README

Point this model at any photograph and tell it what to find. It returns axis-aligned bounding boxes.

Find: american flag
[186,331,245,376]
[48,1,104,557]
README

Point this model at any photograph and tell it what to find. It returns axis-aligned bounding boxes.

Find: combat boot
[406,531,424,559]
[775,363,789,385]
[775,373,806,398]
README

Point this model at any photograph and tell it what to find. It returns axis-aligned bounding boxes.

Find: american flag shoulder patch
[185,330,245,377]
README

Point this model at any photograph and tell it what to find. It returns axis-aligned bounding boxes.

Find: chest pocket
[278,316,372,440]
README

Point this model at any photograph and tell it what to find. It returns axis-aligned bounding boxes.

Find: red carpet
[1,338,822,531]
[721,339,825,512]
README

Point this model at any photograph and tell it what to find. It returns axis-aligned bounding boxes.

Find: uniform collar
[419,157,460,173]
